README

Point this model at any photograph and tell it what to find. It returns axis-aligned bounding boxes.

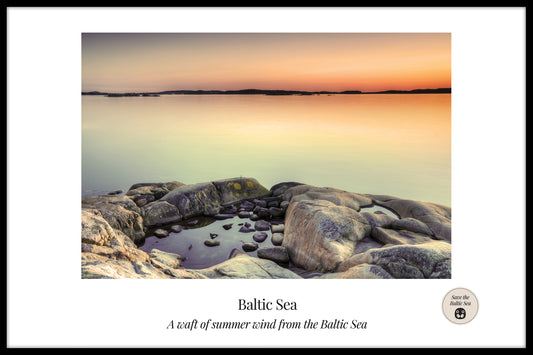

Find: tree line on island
[82,88,451,97]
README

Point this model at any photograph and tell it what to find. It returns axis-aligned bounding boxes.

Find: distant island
[82,88,451,97]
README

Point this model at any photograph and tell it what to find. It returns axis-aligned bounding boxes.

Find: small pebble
[272,233,284,246]
[242,242,259,252]
[204,239,220,247]
[153,229,169,237]
[170,225,184,233]
[253,232,268,243]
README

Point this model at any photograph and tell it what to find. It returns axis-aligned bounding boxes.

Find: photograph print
[81,32,452,280]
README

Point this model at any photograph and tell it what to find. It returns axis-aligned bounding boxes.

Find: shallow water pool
[137,215,276,269]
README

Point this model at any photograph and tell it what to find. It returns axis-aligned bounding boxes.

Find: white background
[7,7,526,348]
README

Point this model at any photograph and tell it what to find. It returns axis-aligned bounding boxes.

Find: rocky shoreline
[81,177,451,279]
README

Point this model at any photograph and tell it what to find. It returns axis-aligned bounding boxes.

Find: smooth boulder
[142,177,270,227]
[257,246,290,264]
[283,200,371,271]
[365,194,451,242]
[283,185,374,212]
[192,250,302,279]
[337,241,451,279]
[283,199,371,272]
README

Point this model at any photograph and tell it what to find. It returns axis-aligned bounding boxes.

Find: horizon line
[82,87,452,95]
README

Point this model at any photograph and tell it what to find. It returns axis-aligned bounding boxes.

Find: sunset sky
[82,33,451,93]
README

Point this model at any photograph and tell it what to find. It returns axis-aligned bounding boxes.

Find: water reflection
[82,94,450,206]
[138,216,275,269]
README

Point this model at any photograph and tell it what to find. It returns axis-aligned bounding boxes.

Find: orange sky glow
[82,33,451,93]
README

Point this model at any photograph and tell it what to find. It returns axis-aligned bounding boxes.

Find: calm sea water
[82,94,451,206]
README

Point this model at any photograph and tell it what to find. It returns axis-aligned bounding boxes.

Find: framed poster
[6,7,526,348]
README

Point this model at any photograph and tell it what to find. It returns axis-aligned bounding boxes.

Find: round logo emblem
[442,288,478,324]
